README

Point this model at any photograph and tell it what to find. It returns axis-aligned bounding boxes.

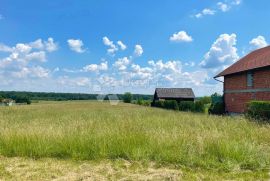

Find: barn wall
[224,67,270,113]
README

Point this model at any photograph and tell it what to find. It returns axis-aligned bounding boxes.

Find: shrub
[199,96,211,105]
[141,100,151,107]
[247,101,270,121]
[152,101,164,108]
[14,96,31,104]
[193,101,205,113]
[152,100,179,110]
[163,100,179,110]
[208,102,225,115]
[179,101,194,112]
[123,92,133,103]
[135,99,151,107]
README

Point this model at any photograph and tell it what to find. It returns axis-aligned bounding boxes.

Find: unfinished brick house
[215,46,270,113]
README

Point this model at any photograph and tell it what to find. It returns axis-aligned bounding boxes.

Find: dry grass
[0,101,270,180]
[0,156,267,180]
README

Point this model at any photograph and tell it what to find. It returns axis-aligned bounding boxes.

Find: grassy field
[0,101,270,180]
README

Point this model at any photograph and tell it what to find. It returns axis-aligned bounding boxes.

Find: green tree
[123,92,132,103]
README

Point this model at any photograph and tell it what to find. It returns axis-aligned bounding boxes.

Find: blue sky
[0,0,269,96]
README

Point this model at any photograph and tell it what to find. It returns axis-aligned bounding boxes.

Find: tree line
[0,91,153,104]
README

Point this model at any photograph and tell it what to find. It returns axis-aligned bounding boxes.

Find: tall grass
[0,101,270,171]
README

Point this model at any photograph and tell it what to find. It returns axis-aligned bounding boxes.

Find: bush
[193,101,205,113]
[164,100,179,110]
[123,92,132,103]
[14,96,31,104]
[152,101,164,108]
[152,100,179,110]
[179,101,194,112]
[208,102,225,115]
[247,101,270,121]
[199,96,211,105]
[152,100,205,113]
[135,99,151,107]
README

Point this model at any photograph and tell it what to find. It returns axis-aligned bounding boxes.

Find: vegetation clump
[247,101,270,121]
[123,92,133,103]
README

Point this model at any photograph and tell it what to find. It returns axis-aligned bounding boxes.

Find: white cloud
[58,76,90,87]
[202,8,216,15]
[232,0,242,5]
[200,33,239,69]
[30,39,44,49]
[134,44,143,56]
[12,66,50,78]
[194,0,242,18]
[0,38,57,82]
[249,36,268,50]
[217,2,230,12]
[103,37,127,55]
[113,57,131,71]
[83,61,108,72]
[0,44,13,52]
[67,39,85,53]
[103,36,118,55]
[195,8,216,18]
[117,41,127,50]
[170,31,193,42]
[25,51,46,62]
[45,38,58,52]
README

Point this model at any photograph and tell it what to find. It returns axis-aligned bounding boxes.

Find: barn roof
[155,88,195,99]
[215,46,270,78]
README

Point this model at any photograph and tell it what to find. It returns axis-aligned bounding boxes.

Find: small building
[215,46,270,113]
[1,99,15,106]
[153,88,195,103]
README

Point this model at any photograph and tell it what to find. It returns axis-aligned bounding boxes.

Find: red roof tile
[215,46,270,78]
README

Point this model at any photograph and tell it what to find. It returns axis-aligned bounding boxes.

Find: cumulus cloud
[45,38,58,52]
[194,0,242,18]
[134,44,143,56]
[0,44,14,52]
[25,51,46,62]
[249,36,268,50]
[83,61,108,72]
[102,37,127,55]
[170,31,193,42]
[0,38,58,82]
[67,39,85,53]
[217,2,230,12]
[103,37,118,55]
[195,8,216,18]
[11,66,50,79]
[113,57,131,71]
[58,76,90,87]
[200,33,239,69]
[117,41,127,50]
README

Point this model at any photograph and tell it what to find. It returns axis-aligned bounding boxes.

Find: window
[247,71,253,87]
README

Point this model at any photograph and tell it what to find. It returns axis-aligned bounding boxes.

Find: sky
[0,0,270,96]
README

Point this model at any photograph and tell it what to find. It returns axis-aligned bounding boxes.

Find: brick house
[215,46,270,113]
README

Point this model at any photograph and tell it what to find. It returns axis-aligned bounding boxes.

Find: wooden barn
[152,88,195,103]
[215,46,270,113]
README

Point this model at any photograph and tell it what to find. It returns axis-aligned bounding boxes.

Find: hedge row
[132,99,151,106]
[151,100,205,113]
[247,101,270,121]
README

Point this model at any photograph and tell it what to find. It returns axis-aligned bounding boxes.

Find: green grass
[0,101,269,178]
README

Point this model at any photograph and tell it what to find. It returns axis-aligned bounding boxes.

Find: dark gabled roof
[215,46,270,78]
[155,88,195,99]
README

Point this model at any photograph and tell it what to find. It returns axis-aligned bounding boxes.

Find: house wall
[224,67,270,113]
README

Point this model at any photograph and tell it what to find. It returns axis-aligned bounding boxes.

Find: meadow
[0,101,269,180]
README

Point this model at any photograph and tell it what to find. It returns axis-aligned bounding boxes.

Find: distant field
[0,101,269,180]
